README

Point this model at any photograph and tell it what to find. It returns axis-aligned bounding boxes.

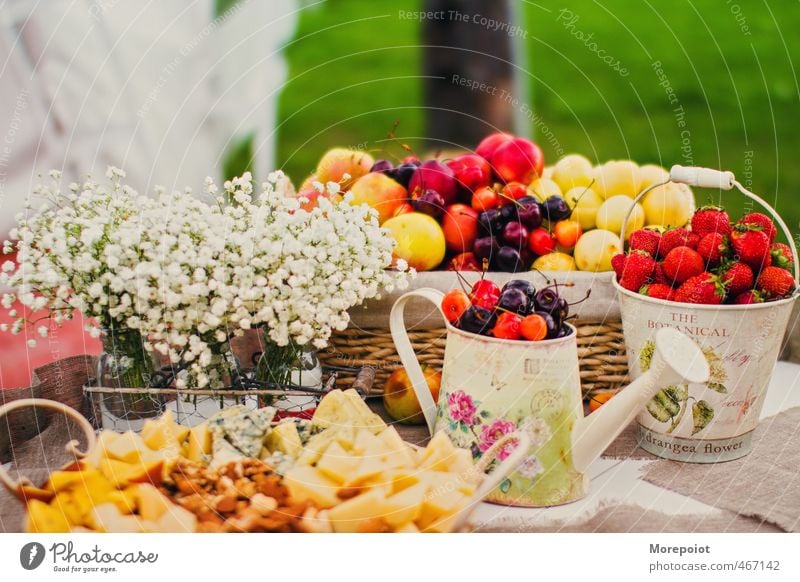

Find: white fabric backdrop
[0,0,298,238]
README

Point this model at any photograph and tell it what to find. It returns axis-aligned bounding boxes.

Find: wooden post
[422,0,517,150]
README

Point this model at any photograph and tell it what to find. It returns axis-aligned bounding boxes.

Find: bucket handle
[389,288,446,433]
[619,165,799,284]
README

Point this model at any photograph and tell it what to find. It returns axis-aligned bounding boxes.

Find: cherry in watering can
[390,288,709,507]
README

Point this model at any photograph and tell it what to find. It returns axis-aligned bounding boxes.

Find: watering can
[390,289,710,507]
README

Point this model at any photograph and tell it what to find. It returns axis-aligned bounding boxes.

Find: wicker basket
[319,271,629,399]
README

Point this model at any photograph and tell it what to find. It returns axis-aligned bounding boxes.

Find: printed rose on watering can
[391,287,710,507]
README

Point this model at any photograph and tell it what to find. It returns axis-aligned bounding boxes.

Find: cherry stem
[569,289,592,306]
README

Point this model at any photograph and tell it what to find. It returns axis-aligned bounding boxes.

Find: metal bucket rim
[613,278,799,311]
[444,321,578,347]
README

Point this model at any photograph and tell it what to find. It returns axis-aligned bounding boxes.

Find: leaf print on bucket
[478,419,518,460]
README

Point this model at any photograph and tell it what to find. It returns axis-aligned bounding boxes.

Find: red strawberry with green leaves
[619,250,655,292]
[730,224,771,270]
[659,227,699,257]
[639,283,674,301]
[663,246,704,284]
[718,261,754,296]
[770,242,794,271]
[738,212,776,243]
[691,206,731,238]
[732,289,764,305]
[674,272,726,304]
[696,232,728,268]
[611,253,626,279]
[629,229,661,258]
[756,266,796,298]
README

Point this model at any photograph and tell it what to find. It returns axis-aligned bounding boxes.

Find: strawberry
[738,212,776,243]
[770,242,794,271]
[674,272,726,304]
[732,290,764,305]
[730,225,771,270]
[629,229,661,258]
[756,266,796,298]
[619,250,655,292]
[659,227,699,257]
[696,232,728,268]
[651,262,669,285]
[691,206,731,238]
[639,283,674,301]
[718,261,754,296]
[611,253,626,279]
[663,246,704,284]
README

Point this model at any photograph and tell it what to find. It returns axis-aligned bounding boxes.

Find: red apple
[408,160,458,206]
[316,148,375,191]
[447,154,492,193]
[349,172,409,224]
[490,137,544,184]
[442,204,479,253]
[476,132,513,160]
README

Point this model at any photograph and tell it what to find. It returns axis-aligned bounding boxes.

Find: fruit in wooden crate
[596,195,645,238]
[563,186,603,230]
[573,229,622,272]
[551,154,594,192]
[532,252,576,272]
[475,131,513,159]
[490,137,544,184]
[315,148,374,191]
[592,160,640,199]
[441,204,479,253]
[637,164,669,190]
[640,181,695,228]
[527,177,562,203]
[382,212,446,271]
[383,365,442,425]
[408,160,458,206]
[349,172,409,224]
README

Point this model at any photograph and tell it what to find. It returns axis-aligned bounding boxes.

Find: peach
[315,148,375,191]
[475,132,513,159]
[383,366,442,425]
[349,172,409,224]
[441,204,479,253]
[383,212,446,271]
[490,137,544,184]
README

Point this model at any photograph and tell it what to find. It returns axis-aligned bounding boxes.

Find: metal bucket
[616,166,800,462]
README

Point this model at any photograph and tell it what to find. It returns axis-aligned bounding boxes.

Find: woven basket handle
[389,288,446,433]
[0,398,96,500]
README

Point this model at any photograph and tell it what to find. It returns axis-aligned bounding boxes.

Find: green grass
[276,0,800,238]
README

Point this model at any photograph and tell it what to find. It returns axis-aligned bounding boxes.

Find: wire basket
[83,365,376,432]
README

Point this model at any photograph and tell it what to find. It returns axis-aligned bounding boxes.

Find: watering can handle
[619,165,800,284]
[389,288,446,434]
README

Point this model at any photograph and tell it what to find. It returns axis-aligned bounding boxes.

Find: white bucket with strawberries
[613,166,799,462]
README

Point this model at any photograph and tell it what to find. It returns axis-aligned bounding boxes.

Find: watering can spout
[571,328,710,473]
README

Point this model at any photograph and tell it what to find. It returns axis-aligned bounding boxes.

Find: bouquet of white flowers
[1,167,411,389]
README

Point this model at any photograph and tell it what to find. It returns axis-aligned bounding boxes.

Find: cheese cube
[383,482,426,527]
[284,465,341,508]
[185,423,212,462]
[327,488,388,533]
[316,442,359,484]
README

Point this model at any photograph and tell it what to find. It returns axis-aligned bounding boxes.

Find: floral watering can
[390,289,710,507]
